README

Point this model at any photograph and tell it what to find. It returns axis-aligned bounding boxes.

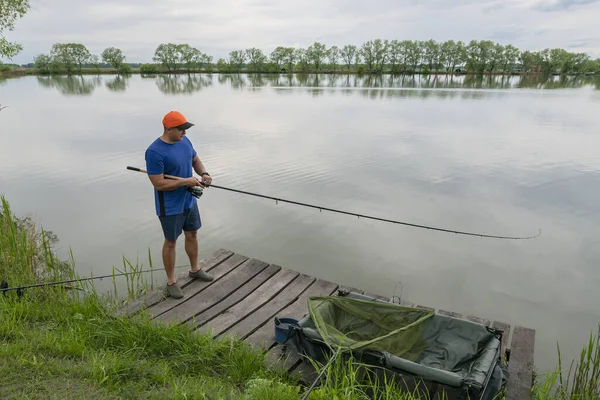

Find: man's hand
[184,177,201,187]
[201,174,212,186]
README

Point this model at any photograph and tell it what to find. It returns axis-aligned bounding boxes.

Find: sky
[3,0,600,64]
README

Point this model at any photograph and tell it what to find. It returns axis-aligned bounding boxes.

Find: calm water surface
[2,73,600,372]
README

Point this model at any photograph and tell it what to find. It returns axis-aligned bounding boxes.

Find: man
[145,110,214,299]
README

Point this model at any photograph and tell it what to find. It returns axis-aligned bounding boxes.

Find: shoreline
[3,67,598,78]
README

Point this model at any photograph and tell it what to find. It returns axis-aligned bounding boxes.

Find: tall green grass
[0,195,302,398]
[3,194,600,399]
[531,324,600,399]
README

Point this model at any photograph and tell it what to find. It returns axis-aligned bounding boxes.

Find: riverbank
[1,195,599,399]
[3,66,598,78]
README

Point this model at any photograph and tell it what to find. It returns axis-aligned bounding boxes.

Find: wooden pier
[117,248,536,400]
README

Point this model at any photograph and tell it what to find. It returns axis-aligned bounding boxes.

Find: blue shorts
[158,204,201,241]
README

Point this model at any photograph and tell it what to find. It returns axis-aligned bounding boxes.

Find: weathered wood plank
[112,248,234,317]
[145,253,248,319]
[492,321,511,360]
[438,309,462,318]
[245,279,338,350]
[259,279,340,372]
[216,274,316,340]
[466,315,491,326]
[364,292,391,302]
[191,268,298,334]
[505,326,536,400]
[337,286,363,296]
[183,264,282,331]
[153,259,270,325]
[416,305,436,312]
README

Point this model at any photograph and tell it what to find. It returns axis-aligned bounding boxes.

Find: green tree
[228,50,246,73]
[71,44,91,74]
[178,44,204,72]
[372,39,388,73]
[245,47,267,73]
[270,46,286,71]
[153,43,181,73]
[422,39,440,71]
[216,58,229,73]
[294,48,309,73]
[502,44,520,73]
[0,0,29,59]
[488,43,505,72]
[89,54,101,73]
[360,41,376,73]
[101,47,126,71]
[50,44,77,75]
[519,50,537,74]
[341,45,357,71]
[307,42,327,72]
[33,54,52,74]
[327,45,340,73]
[280,47,296,72]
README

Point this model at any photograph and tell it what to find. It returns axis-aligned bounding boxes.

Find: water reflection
[155,74,212,94]
[105,75,130,92]
[33,73,599,97]
[36,75,101,96]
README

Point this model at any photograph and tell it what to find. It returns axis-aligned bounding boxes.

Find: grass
[3,193,600,399]
[530,325,600,399]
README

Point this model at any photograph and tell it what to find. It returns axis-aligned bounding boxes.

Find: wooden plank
[145,253,248,319]
[153,258,270,325]
[259,279,339,372]
[337,286,363,296]
[364,292,390,301]
[438,309,462,318]
[112,248,233,317]
[245,279,338,350]
[416,305,435,312]
[183,263,282,331]
[191,267,298,334]
[466,315,491,326]
[216,274,316,340]
[492,321,511,360]
[505,326,536,400]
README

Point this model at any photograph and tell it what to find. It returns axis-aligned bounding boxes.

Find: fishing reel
[187,186,204,198]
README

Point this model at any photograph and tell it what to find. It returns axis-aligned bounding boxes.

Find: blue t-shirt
[145,136,197,216]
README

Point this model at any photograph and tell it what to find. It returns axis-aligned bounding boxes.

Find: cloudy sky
[4,0,600,64]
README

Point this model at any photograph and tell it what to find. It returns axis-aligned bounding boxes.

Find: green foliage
[228,50,246,73]
[216,58,230,73]
[49,43,92,75]
[307,42,328,72]
[246,47,267,73]
[530,324,600,399]
[0,0,29,58]
[152,43,210,73]
[101,47,126,71]
[139,63,157,74]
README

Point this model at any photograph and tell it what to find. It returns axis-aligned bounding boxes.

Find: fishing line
[0,264,192,294]
[127,166,541,240]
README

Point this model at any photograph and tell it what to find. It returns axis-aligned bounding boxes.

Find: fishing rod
[126,166,541,240]
[0,264,192,295]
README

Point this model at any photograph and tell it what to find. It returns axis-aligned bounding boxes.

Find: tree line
[31,40,600,76]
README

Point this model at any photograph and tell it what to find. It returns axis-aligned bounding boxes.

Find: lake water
[1,73,600,373]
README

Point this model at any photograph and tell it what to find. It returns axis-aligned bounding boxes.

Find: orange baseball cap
[162,111,194,130]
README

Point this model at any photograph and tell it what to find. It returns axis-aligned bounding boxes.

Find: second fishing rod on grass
[126,166,541,240]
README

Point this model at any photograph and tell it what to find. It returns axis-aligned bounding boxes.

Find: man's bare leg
[163,239,177,284]
[184,230,199,272]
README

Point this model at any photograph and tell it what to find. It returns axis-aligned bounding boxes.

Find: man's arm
[148,174,198,191]
[192,155,213,185]
[146,148,198,191]
[192,155,207,176]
